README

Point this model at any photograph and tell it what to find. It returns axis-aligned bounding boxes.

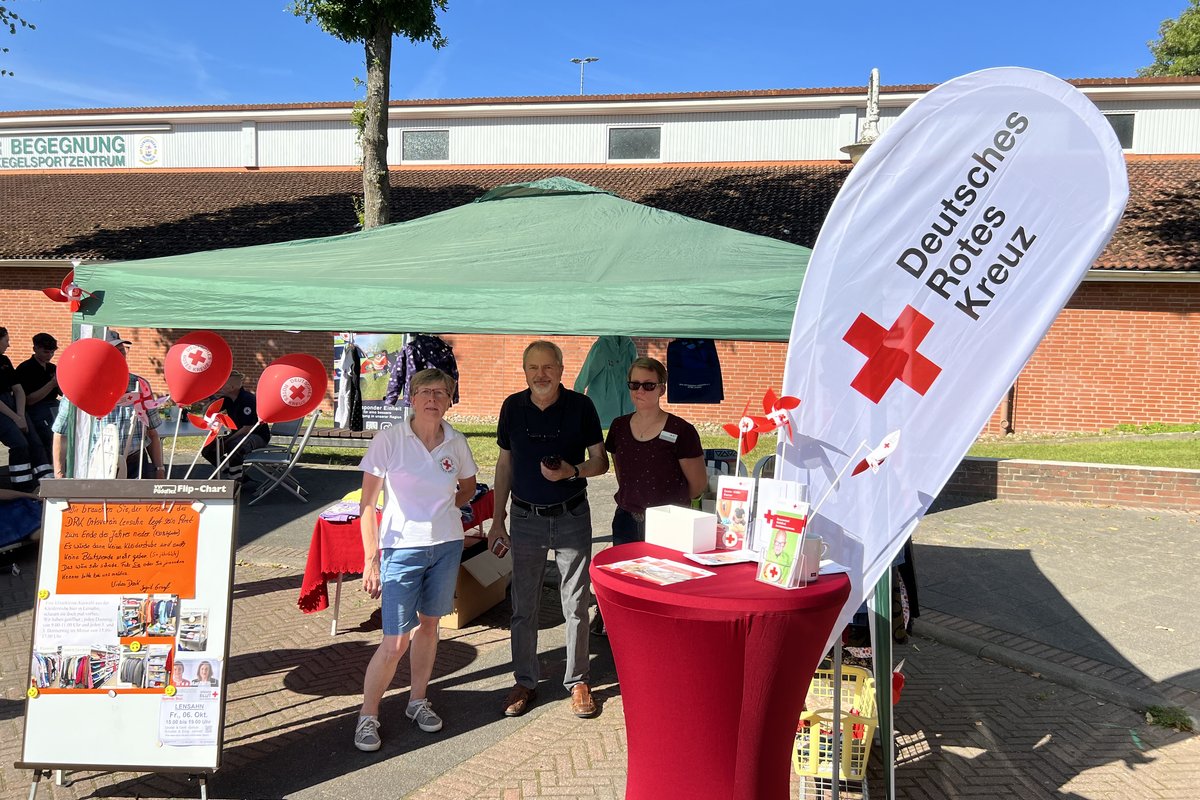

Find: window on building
[401,129,449,161]
[1104,113,1135,150]
[608,126,661,161]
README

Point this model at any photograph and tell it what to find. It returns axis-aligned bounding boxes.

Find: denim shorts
[380,540,463,636]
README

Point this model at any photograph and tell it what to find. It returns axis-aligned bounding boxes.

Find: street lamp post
[570,57,599,95]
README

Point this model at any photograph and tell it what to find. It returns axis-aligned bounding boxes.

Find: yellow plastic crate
[793,664,877,782]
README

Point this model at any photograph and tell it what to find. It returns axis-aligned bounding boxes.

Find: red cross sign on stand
[843,304,942,404]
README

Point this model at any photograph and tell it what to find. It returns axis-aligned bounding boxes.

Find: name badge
[658,430,678,443]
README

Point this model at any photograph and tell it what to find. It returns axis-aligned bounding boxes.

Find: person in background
[0,326,53,488]
[200,370,269,484]
[593,356,706,634]
[353,368,477,753]
[51,330,165,480]
[489,340,608,719]
[15,333,61,453]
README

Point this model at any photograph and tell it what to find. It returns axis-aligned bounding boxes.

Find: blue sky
[0,0,1189,111]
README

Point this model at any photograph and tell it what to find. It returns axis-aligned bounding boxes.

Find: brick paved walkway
[2,499,1200,798]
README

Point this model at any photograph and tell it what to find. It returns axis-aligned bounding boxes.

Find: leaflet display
[19,480,237,773]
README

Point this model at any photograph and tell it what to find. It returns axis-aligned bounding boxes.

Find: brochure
[683,550,759,567]
[600,556,716,586]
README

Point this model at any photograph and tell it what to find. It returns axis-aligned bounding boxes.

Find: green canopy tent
[74,178,810,339]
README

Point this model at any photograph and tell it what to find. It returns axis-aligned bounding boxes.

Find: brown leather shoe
[503,684,536,717]
[570,682,597,718]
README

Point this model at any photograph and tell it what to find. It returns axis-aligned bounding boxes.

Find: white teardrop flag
[777,68,1129,639]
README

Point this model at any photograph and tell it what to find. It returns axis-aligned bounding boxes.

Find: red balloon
[57,338,130,417]
[165,331,233,405]
[256,354,327,423]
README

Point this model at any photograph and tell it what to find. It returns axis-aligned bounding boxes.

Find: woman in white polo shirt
[353,368,478,753]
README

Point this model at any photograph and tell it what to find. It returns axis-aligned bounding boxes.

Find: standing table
[591,542,851,800]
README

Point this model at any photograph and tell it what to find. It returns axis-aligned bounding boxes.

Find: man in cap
[16,333,62,453]
[51,329,166,479]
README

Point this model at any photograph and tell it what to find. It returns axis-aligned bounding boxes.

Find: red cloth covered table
[590,543,851,800]
[298,490,494,614]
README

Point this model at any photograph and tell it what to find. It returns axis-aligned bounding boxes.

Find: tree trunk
[362,18,392,229]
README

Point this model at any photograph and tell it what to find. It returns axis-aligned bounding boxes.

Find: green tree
[0,4,36,77]
[292,1,448,228]
[1140,0,1200,76]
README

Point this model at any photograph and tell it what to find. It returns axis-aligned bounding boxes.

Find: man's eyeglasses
[412,388,450,400]
[627,381,661,392]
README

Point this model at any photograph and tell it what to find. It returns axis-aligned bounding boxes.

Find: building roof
[2,75,1197,117]
[2,159,1197,271]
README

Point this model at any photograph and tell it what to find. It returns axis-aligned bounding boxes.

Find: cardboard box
[645,505,718,553]
[441,539,512,630]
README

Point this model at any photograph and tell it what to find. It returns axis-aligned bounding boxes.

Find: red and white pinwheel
[188,399,236,447]
[115,378,167,427]
[42,262,92,312]
[852,430,901,476]
[722,389,802,456]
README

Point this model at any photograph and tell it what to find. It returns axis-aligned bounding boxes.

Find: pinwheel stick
[810,439,869,520]
[180,445,207,481]
[213,420,262,477]
[166,413,183,474]
[735,431,746,477]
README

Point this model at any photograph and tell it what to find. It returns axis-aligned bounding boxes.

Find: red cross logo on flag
[281,377,312,407]
[843,305,941,404]
[182,344,213,374]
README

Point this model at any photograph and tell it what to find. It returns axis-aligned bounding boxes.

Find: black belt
[512,493,587,518]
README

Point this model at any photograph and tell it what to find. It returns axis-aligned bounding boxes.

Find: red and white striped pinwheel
[722,389,802,455]
[115,377,167,427]
[188,399,236,447]
[42,262,92,312]
[760,387,801,444]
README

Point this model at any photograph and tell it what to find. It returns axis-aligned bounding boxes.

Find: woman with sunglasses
[605,357,708,546]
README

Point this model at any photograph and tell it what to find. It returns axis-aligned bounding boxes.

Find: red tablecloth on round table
[297,490,495,613]
[591,542,851,800]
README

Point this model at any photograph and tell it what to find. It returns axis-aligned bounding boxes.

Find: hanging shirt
[573,335,637,429]
[384,334,460,407]
[666,339,725,404]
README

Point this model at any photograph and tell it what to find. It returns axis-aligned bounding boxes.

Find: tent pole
[871,569,895,800]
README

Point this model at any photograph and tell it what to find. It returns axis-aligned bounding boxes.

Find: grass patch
[1108,422,1200,435]
[967,438,1200,469]
[1145,705,1195,732]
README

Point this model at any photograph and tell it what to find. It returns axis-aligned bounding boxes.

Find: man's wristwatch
[567,464,580,481]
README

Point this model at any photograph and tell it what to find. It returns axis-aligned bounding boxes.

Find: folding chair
[254,416,304,457]
[243,411,321,506]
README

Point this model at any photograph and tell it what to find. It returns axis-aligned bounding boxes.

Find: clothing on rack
[335,336,365,430]
[666,339,724,404]
[384,334,460,406]
[573,335,637,428]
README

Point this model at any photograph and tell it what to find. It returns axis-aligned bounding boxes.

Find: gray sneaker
[405,698,443,732]
[354,715,381,751]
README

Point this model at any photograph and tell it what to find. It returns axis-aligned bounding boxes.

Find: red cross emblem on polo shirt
[843,304,942,404]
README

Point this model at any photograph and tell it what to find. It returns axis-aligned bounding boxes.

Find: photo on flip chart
[175,656,222,688]
[176,606,210,653]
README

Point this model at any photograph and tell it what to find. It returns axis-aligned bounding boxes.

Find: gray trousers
[508,498,593,691]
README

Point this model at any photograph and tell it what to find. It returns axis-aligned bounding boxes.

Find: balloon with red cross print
[257,354,327,423]
[164,331,233,405]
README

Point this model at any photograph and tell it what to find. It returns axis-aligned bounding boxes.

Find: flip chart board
[19,479,237,773]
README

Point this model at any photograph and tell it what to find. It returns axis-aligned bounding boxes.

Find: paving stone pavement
[1,477,1198,798]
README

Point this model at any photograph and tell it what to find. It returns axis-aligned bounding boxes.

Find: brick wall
[6,268,1197,434]
[945,457,1200,511]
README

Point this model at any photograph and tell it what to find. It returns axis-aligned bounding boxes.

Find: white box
[645,505,718,553]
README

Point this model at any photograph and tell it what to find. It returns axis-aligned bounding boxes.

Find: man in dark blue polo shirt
[201,370,270,483]
[490,340,608,719]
